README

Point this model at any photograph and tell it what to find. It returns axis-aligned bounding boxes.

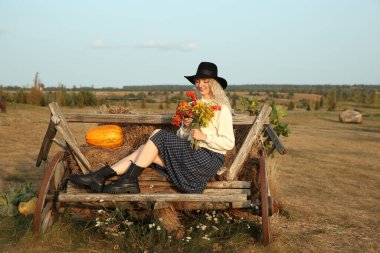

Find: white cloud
[142,40,172,49]
[139,40,197,51]
[90,39,197,51]
[180,41,197,51]
[92,39,106,48]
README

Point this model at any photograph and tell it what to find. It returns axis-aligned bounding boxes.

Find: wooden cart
[34,102,286,246]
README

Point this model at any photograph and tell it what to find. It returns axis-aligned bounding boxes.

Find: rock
[339,109,362,123]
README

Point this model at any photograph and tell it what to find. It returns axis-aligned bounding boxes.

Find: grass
[0,209,264,253]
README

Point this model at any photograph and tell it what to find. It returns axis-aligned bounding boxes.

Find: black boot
[103,162,144,194]
[69,164,116,193]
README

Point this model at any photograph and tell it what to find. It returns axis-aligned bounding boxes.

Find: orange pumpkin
[85,125,124,148]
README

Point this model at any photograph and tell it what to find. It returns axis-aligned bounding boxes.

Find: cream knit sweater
[176,103,235,154]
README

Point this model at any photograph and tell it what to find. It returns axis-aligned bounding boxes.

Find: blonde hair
[195,78,233,113]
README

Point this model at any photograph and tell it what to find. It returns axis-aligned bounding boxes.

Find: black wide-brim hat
[184,62,227,89]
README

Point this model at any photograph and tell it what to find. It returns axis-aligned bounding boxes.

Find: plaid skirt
[149,130,224,193]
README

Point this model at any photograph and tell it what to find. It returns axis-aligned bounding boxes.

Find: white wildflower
[202,235,210,241]
[201,224,207,231]
[205,213,212,221]
[213,217,219,224]
[157,225,161,231]
[124,220,133,226]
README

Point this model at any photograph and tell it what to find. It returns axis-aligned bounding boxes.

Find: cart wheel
[259,155,270,246]
[34,151,66,234]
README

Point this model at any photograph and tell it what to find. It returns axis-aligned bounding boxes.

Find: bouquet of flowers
[171,91,221,150]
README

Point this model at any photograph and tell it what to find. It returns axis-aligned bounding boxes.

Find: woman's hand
[183,117,193,129]
[191,129,207,141]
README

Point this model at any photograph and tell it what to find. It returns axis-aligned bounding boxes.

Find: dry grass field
[0,102,379,252]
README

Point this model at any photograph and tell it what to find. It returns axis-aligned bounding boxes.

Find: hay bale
[67,145,132,174]
[154,204,184,236]
[339,109,362,123]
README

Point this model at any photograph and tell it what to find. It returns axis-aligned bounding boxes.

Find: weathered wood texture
[259,155,271,246]
[36,119,57,167]
[65,182,250,195]
[57,193,248,203]
[64,113,256,125]
[139,180,251,189]
[64,182,252,210]
[49,102,92,173]
[34,151,65,234]
[265,124,286,155]
[227,104,272,180]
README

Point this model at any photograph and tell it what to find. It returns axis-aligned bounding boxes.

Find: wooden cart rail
[63,113,257,125]
[34,102,285,246]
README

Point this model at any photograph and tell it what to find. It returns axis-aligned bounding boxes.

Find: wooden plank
[64,113,256,125]
[57,193,248,203]
[171,201,252,210]
[139,180,251,189]
[48,103,92,173]
[259,155,271,246]
[227,104,272,180]
[36,119,57,167]
[66,183,250,195]
[55,124,91,174]
[140,186,251,195]
[64,184,251,210]
[49,103,79,145]
[140,169,168,181]
[68,200,252,210]
[265,124,286,155]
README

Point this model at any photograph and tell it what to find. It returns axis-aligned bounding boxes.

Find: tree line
[0,84,379,110]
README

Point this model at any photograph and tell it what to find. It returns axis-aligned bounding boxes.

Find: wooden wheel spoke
[34,151,65,234]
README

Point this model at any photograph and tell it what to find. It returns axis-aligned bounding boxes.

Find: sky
[1,0,379,88]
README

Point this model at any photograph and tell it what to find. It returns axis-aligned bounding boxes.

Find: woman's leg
[111,129,165,175]
[103,129,166,194]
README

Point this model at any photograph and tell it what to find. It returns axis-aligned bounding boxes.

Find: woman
[70,62,235,194]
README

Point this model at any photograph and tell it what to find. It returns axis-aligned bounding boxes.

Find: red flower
[171,115,182,127]
[211,105,222,111]
[185,91,198,101]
